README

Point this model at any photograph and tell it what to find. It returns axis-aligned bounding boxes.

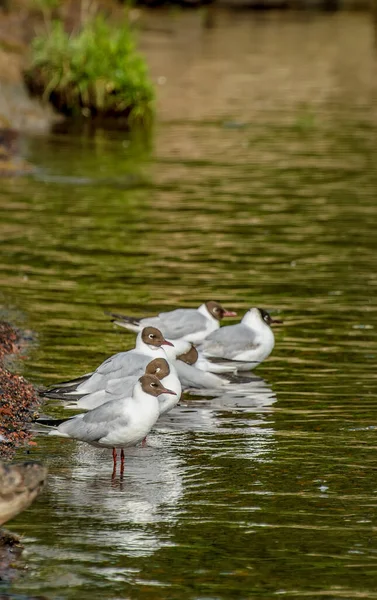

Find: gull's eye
[151,382,158,388]
[156,367,161,373]
[149,333,155,339]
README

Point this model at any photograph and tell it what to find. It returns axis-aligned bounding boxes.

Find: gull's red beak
[223,310,237,317]
[162,339,174,347]
[270,318,283,325]
[160,387,176,395]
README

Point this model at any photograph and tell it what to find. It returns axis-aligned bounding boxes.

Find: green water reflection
[1,9,377,600]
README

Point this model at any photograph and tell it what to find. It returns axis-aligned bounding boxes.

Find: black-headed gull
[45,374,177,476]
[107,300,237,344]
[200,308,282,370]
[43,327,175,399]
[64,358,181,416]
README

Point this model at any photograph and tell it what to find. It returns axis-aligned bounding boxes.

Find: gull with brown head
[46,374,177,477]
[107,300,237,345]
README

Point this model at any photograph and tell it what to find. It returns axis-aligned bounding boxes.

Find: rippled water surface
[1,9,377,600]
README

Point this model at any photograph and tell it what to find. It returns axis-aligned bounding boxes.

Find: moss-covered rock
[24,15,155,127]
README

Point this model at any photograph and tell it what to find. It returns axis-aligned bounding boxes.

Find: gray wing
[95,351,147,377]
[105,375,139,396]
[146,309,207,339]
[175,361,224,389]
[76,353,149,395]
[75,376,137,410]
[202,324,259,359]
[59,398,129,443]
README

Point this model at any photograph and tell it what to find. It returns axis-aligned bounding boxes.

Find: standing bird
[107,300,237,344]
[45,374,177,477]
[63,357,181,416]
[199,308,282,370]
[43,327,174,399]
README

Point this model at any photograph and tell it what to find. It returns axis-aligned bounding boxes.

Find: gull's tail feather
[40,373,93,398]
[105,311,143,332]
[33,415,77,437]
[40,388,88,400]
[36,416,71,427]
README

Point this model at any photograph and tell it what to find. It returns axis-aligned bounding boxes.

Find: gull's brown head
[177,345,199,365]
[141,327,174,348]
[206,300,237,321]
[139,374,176,397]
[145,358,170,380]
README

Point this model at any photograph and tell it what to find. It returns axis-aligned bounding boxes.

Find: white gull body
[195,354,239,374]
[200,308,279,371]
[171,346,230,389]
[48,375,176,450]
[174,359,229,390]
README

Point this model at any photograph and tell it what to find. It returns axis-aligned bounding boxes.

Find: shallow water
[1,8,377,600]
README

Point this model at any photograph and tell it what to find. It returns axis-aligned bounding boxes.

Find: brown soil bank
[0,321,41,460]
[0,4,57,173]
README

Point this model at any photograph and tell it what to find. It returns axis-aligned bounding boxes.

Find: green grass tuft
[24,15,155,127]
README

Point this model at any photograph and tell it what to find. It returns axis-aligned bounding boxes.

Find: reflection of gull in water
[162,372,276,417]
[45,432,184,557]
[157,372,276,462]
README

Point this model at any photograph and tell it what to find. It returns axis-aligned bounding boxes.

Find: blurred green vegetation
[23,12,155,127]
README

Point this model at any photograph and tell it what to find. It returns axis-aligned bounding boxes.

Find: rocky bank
[0,321,41,460]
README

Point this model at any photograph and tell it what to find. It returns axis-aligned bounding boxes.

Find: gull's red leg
[112,448,117,478]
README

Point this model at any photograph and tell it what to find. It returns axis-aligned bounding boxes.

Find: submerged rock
[0,461,47,526]
[0,462,46,585]
[0,127,33,176]
[0,527,23,583]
